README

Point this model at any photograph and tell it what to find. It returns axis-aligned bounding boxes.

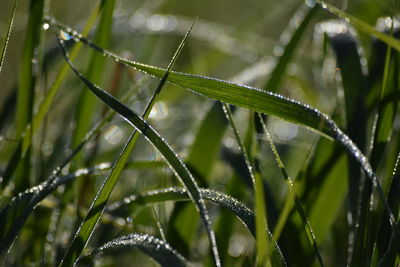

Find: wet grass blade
[47,18,400,246]
[57,23,224,267]
[263,4,319,92]
[221,104,270,266]
[107,187,286,267]
[78,233,189,267]
[256,113,324,267]
[315,0,400,52]
[0,77,146,254]
[0,0,18,73]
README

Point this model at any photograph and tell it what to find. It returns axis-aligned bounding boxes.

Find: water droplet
[60,30,71,41]
[42,23,49,30]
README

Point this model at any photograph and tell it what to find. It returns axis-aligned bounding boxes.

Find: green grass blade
[315,0,400,52]
[49,20,400,242]
[57,24,224,267]
[71,0,115,165]
[0,75,146,254]
[187,102,228,180]
[1,5,102,189]
[0,0,18,73]
[263,4,319,92]
[256,113,324,266]
[78,233,189,267]
[221,104,270,266]
[107,187,286,267]
[13,0,45,191]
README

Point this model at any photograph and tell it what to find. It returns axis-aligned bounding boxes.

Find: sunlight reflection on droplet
[228,234,248,257]
[273,121,299,140]
[147,14,168,31]
[104,125,123,145]
[42,23,49,30]
[60,30,71,41]
[149,101,168,120]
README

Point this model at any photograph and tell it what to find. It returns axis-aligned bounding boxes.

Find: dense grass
[0,0,399,266]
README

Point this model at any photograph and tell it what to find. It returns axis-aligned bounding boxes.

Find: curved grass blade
[107,187,286,267]
[256,113,324,266]
[57,23,222,267]
[78,233,188,267]
[47,20,400,240]
[263,4,319,92]
[315,0,400,52]
[0,162,111,255]
[0,0,18,73]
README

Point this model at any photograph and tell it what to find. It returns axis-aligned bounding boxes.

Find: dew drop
[60,30,71,41]
[42,23,49,30]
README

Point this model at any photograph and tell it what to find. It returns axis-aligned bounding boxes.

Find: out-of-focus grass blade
[167,101,228,261]
[71,0,115,166]
[57,23,224,267]
[256,113,324,267]
[1,4,101,188]
[376,152,400,266]
[0,0,18,73]
[0,76,146,254]
[315,0,400,52]
[317,20,367,263]
[263,4,319,92]
[187,102,228,180]
[221,104,270,267]
[368,19,400,266]
[107,187,286,267]
[13,0,44,191]
[78,233,188,267]
[48,20,400,239]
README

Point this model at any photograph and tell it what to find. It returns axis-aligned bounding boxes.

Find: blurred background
[0,0,399,266]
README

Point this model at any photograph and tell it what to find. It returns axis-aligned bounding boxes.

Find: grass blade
[221,104,270,266]
[47,17,400,250]
[1,4,102,188]
[107,187,286,267]
[315,0,400,52]
[0,0,18,73]
[256,113,325,266]
[71,0,115,166]
[57,23,223,267]
[263,4,319,92]
[78,233,188,267]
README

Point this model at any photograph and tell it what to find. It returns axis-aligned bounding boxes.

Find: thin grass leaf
[0,77,147,254]
[57,23,223,267]
[256,113,324,267]
[0,0,18,73]
[48,18,400,245]
[13,0,45,192]
[221,104,270,266]
[263,4,319,92]
[71,0,115,167]
[315,0,400,52]
[78,233,189,267]
[1,4,102,188]
[107,187,286,267]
